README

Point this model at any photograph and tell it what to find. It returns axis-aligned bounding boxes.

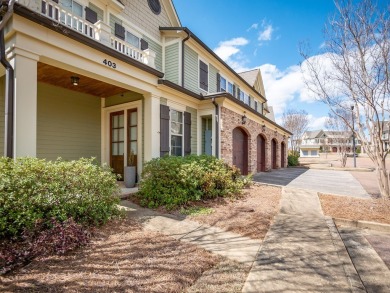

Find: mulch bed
[0,218,219,293]
[319,194,390,224]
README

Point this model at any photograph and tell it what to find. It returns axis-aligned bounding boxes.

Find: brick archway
[257,134,266,172]
[271,138,277,169]
[233,127,249,175]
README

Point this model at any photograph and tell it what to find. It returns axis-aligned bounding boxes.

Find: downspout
[181,29,190,87]
[212,98,219,158]
[0,0,15,158]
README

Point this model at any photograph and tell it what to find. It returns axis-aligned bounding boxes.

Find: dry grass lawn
[1,184,282,292]
[0,218,219,293]
[319,194,390,224]
[181,184,282,241]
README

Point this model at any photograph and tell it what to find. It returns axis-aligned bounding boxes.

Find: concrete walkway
[119,200,261,266]
[242,187,363,292]
[253,168,369,198]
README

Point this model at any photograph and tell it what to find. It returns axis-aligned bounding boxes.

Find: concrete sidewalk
[120,200,261,266]
[242,187,364,292]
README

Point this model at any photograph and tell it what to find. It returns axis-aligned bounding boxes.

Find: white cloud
[247,23,258,31]
[258,25,274,41]
[214,37,251,71]
[259,63,305,115]
[308,115,328,130]
[214,37,249,61]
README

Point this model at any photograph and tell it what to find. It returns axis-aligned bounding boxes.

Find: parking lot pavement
[253,168,369,198]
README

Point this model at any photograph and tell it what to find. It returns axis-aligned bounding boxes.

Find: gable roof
[162,0,181,27]
[303,130,324,139]
[238,68,266,97]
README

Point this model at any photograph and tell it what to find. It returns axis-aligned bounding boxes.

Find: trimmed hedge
[138,155,248,209]
[0,157,121,238]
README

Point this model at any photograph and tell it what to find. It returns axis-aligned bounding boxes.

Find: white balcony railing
[41,0,96,39]
[18,0,156,68]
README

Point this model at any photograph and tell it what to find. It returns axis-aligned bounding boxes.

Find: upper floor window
[255,100,258,112]
[126,31,139,48]
[171,110,183,156]
[220,76,227,92]
[228,82,233,95]
[240,90,249,105]
[199,60,209,91]
[60,0,82,17]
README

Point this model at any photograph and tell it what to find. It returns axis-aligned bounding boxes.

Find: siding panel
[142,35,162,71]
[186,106,197,155]
[209,64,218,93]
[0,77,4,153]
[37,83,101,161]
[165,42,179,84]
[184,45,199,94]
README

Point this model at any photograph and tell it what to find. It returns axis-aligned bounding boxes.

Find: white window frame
[60,0,83,17]
[198,58,209,92]
[123,25,142,49]
[220,75,227,92]
[170,109,184,156]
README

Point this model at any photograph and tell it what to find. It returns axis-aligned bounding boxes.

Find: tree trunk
[377,159,390,198]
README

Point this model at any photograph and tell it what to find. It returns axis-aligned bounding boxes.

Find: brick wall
[220,107,287,173]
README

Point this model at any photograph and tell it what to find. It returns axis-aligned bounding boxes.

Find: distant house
[300,130,361,157]
[0,0,291,180]
[383,121,389,152]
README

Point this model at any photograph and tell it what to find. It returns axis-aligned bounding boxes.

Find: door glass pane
[130,127,137,140]
[112,129,118,141]
[112,143,117,155]
[130,112,137,126]
[113,115,118,128]
[119,114,124,127]
[118,142,124,155]
[119,128,124,141]
[130,142,137,155]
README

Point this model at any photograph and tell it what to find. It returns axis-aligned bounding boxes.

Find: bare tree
[282,109,309,156]
[325,109,353,167]
[300,0,390,198]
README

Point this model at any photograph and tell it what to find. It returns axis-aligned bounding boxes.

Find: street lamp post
[351,105,356,168]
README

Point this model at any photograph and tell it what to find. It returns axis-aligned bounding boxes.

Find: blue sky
[172,0,341,130]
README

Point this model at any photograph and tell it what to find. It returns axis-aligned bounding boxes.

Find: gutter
[181,30,190,87]
[160,26,267,102]
[212,97,219,158]
[0,0,15,158]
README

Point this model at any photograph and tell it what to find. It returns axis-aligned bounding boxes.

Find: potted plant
[124,149,136,188]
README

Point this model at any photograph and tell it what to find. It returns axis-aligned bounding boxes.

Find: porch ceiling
[37,63,127,97]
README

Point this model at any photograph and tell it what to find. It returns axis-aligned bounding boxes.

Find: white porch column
[144,94,160,161]
[9,49,39,157]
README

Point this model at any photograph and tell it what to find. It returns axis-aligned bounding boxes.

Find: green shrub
[0,157,121,238]
[138,155,247,209]
[287,154,299,166]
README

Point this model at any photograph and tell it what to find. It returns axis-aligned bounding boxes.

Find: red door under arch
[271,139,277,169]
[257,134,266,172]
[281,142,286,168]
[233,128,248,175]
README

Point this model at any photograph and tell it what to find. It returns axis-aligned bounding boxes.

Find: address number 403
[103,59,116,68]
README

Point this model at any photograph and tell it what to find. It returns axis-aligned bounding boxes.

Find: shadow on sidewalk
[252,168,308,186]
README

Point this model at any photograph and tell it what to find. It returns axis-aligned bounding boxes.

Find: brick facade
[220,107,287,173]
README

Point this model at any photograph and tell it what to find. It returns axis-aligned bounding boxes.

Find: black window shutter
[199,61,208,91]
[41,0,46,14]
[160,105,170,157]
[233,84,236,97]
[85,7,98,24]
[216,73,221,92]
[184,111,191,156]
[140,39,149,50]
[237,88,241,100]
[115,23,125,40]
